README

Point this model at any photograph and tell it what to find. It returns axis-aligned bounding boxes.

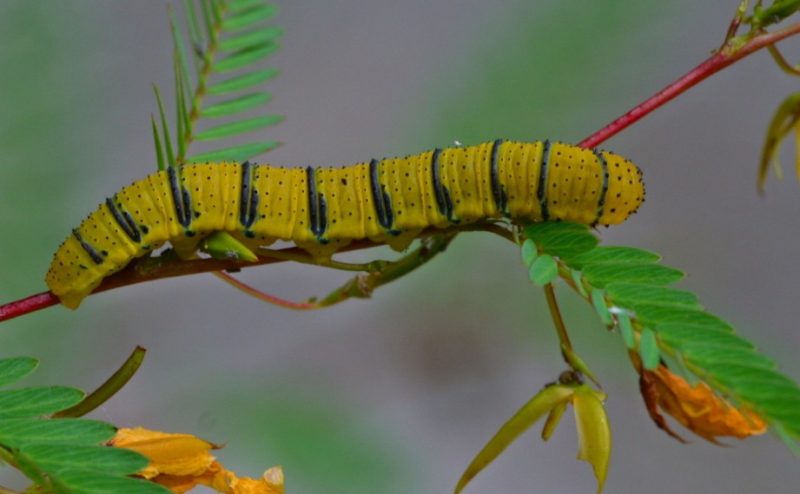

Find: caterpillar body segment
[46,140,645,308]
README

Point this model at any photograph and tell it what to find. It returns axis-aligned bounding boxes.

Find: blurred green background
[1,1,799,493]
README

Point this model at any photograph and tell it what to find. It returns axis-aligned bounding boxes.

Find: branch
[0,223,503,322]
[580,21,800,149]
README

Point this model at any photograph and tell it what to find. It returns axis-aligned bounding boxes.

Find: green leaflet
[201,92,270,118]
[152,85,177,168]
[655,324,754,350]
[639,328,660,370]
[591,288,613,327]
[605,282,700,309]
[229,0,264,11]
[215,41,279,72]
[187,140,279,163]
[524,221,800,445]
[0,386,84,418]
[567,246,660,269]
[528,254,558,285]
[222,3,278,31]
[51,470,170,494]
[581,263,684,288]
[0,418,116,447]
[220,26,282,51]
[524,222,597,259]
[617,312,635,349]
[520,238,538,267]
[207,68,279,95]
[194,115,284,141]
[0,357,38,387]
[19,444,147,476]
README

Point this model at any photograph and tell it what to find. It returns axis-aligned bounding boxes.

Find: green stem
[543,283,573,354]
[53,346,146,418]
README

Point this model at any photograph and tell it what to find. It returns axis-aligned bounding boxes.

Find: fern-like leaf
[524,222,800,448]
[152,0,282,167]
[0,356,168,493]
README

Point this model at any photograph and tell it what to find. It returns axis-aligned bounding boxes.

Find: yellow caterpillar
[46,140,644,308]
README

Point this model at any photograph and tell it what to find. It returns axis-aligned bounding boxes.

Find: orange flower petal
[111,428,284,494]
[110,427,218,478]
[641,366,767,442]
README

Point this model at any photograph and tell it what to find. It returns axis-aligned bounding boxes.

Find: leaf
[617,312,635,349]
[52,470,171,494]
[524,221,588,238]
[201,93,270,118]
[634,303,730,329]
[194,115,283,141]
[635,305,733,332]
[605,282,700,309]
[0,357,38,387]
[152,85,177,168]
[581,263,684,288]
[454,385,576,494]
[19,444,147,476]
[528,254,558,285]
[207,68,279,95]
[0,418,116,447]
[525,222,598,259]
[187,141,279,163]
[639,328,660,370]
[0,386,84,418]
[570,269,588,297]
[655,323,755,351]
[220,27,282,51]
[520,239,538,267]
[591,289,612,327]
[572,385,611,494]
[214,42,279,73]
[229,0,268,12]
[222,4,278,31]
[681,345,775,371]
[151,115,167,171]
[567,246,660,269]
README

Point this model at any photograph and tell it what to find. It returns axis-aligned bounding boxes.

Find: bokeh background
[1,1,799,493]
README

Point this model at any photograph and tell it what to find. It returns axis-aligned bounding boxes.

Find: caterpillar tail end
[48,284,92,310]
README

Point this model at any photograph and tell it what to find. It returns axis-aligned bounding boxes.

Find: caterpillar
[46,140,644,308]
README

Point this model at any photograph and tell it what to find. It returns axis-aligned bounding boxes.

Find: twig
[580,21,800,149]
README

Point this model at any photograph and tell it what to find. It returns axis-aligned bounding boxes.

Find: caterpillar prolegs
[46,140,645,308]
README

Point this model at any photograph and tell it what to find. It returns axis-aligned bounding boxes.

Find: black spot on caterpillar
[46,140,645,308]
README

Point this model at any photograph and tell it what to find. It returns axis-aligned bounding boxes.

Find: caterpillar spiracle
[46,140,645,308]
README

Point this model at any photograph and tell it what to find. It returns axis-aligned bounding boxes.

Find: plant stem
[53,346,147,418]
[580,21,800,149]
[0,225,486,322]
[543,283,573,353]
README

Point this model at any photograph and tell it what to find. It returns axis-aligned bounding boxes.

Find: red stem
[0,292,59,322]
[580,22,800,149]
[4,22,800,324]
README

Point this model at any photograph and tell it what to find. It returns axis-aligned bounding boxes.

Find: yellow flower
[110,427,284,494]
